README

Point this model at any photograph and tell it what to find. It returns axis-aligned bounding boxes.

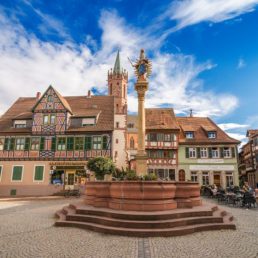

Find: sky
[0,0,258,146]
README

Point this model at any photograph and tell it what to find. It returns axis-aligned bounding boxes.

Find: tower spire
[113,50,121,74]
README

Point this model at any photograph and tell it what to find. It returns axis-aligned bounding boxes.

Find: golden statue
[129,49,152,81]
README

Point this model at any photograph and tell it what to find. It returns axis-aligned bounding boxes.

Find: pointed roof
[32,85,73,114]
[113,50,121,74]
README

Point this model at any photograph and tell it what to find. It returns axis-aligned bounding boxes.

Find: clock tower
[108,50,128,114]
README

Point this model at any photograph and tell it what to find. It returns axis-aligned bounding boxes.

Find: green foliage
[87,157,115,180]
[112,168,127,180]
[143,173,157,181]
[126,169,138,180]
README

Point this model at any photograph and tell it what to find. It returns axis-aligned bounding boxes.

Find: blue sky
[0,0,258,144]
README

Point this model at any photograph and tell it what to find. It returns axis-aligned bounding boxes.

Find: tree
[87,157,116,180]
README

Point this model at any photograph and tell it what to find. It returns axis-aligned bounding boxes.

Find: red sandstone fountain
[55,50,235,236]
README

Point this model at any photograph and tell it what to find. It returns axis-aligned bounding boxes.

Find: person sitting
[211,184,218,196]
[242,181,250,192]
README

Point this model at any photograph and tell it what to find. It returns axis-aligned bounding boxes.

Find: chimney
[87,90,91,98]
[36,92,41,100]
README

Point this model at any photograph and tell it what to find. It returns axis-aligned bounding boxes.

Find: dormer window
[82,117,96,126]
[185,132,194,139]
[14,120,26,128]
[208,132,216,139]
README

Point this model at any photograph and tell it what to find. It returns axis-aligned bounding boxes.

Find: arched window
[179,169,185,182]
[130,137,135,149]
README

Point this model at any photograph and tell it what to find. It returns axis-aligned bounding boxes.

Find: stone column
[135,80,148,176]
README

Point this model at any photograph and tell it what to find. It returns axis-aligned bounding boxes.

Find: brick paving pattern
[0,197,257,258]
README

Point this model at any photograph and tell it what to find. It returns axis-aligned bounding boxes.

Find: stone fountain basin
[85,181,201,211]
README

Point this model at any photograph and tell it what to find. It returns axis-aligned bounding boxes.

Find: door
[214,175,221,187]
[65,171,75,190]
[179,170,185,181]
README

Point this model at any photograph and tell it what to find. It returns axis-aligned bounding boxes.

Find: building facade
[0,52,127,196]
[238,130,258,189]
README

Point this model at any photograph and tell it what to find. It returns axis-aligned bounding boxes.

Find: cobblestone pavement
[0,197,257,258]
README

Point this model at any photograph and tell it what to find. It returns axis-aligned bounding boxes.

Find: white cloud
[237,58,246,69]
[218,123,249,131]
[164,0,258,32]
[0,8,238,119]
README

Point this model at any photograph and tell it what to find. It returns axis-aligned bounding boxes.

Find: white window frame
[200,147,208,158]
[57,137,66,151]
[191,171,198,182]
[50,114,56,125]
[186,132,194,139]
[223,147,231,158]
[93,136,102,150]
[189,147,196,158]
[31,137,40,151]
[0,165,3,182]
[202,172,209,185]
[0,138,4,151]
[212,147,219,158]
[33,165,45,182]
[11,165,24,182]
[14,120,26,128]
[15,138,25,151]
[82,117,96,126]
[226,172,234,187]
[43,115,49,125]
[208,132,216,139]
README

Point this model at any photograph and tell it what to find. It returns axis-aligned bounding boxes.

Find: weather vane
[128,49,152,81]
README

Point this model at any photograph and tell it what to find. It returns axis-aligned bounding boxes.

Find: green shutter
[24,138,30,151]
[67,137,74,151]
[185,147,189,158]
[40,137,45,151]
[51,137,56,151]
[197,147,201,158]
[12,166,22,181]
[34,166,44,181]
[208,147,212,158]
[102,136,108,150]
[231,147,236,158]
[220,147,224,158]
[10,138,15,151]
[4,138,10,150]
[85,136,92,150]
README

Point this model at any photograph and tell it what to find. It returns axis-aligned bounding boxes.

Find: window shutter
[24,138,30,151]
[220,147,224,158]
[51,137,56,151]
[34,166,44,181]
[185,147,189,158]
[85,136,92,150]
[102,136,108,150]
[10,138,15,150]
[197,147,201,158]
[12,166,22,181]
[4,138,10,150]
[208,147,212,158]
[40,137,45,151]
[231,147,235,158]
[67,137,74,151]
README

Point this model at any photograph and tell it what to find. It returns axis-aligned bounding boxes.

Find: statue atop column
[130,49,152,82]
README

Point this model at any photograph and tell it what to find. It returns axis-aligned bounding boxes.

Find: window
[102,136,108,149]
[14,120,26,128]
[127,123,134,128]
[4,138,15,151]
[200,148,208,158]
[82,117,96,126]
[116,139,119,144]
[189,147,196,158]
[43,115,49,125]
[185,132,194,139]
[47,95,53,102]
[93,136,102,150]
[67,137,74,151]
[157,134,164,141]
[149,133,157,141]
[75,137,84,150]
[57,137,66,151]
[50,114,56,124]
[0,166,2,181]
[12,166,23,181]
[0,138,4,151]
[191,172,198,182]
[116,122,119,128]
[226,172,233,187]
[212,147,219,158]
[169,169,175,180]
[164,134,171,142]
[15,138,25,150]
[223,147,231,158]
[208,132,216,139]
[34,166,44,181]
[85,136,92,150]
[31,137,40,150]
[202,172,209,185]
